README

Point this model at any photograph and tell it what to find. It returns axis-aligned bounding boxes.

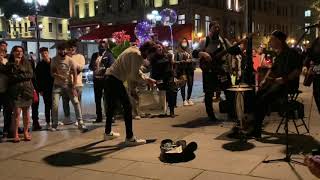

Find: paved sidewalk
[0,85,320,180]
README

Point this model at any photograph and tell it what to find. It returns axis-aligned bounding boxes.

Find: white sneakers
[50,127,59,132]
[58,121,64,126]
[77,120,88,132]
[134,116,141,120]
[183,100,194,106]
[125,137,146,146]
[187,100,194,105]
[104,131,121,141]
[45,123,51,130]
[103,132,146,146]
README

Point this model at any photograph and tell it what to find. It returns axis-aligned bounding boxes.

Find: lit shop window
[305,10,311,17]
[227,0,239,11]
[178,14,185,24]
[195,14,200,33]
[205,16,211,36]
[154,0,163,7]
[169,0,178,5]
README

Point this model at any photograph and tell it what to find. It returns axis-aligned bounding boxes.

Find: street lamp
[23,0,49,61]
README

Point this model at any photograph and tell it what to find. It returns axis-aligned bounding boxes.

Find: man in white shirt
[62,40,86,125]
[103,41,156,146]
[51,42,87,132]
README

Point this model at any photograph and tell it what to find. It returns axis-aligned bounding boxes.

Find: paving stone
[118,161,203,180]
[0,159,78,180]
[175,150,266,175]
[110,143,161,163]
[42,137,95,152]
[250,158,318,180]
[76,157,135,172]
[193,171,268,180]
[0,148,23,160]
[14,150,56,163]
[64,169,145,180]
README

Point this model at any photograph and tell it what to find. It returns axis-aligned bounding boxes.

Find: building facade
[0,8,7,38]
[69,0,315,45]
[7,15,69,40]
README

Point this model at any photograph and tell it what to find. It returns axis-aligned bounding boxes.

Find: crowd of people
[0,20,320,146]
[0,40,88,143]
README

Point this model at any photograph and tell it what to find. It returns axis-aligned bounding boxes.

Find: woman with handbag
[175,38,195,106]
[7,46,34,142]
[304,38,320,113]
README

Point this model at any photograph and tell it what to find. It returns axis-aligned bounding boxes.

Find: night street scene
[2,0,320,179]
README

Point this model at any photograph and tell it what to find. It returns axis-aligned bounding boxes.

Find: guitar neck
[214,39,245,60]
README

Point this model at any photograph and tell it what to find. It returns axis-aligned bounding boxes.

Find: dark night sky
[0,0,69,18]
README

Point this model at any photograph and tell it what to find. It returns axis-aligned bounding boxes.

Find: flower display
[111,31,131,59]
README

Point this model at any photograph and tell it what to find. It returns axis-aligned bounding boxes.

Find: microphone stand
[294,30,308,49]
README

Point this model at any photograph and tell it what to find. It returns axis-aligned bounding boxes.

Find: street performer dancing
[247,30,302,138]
[103,41,156,145]
[197,21,241,121]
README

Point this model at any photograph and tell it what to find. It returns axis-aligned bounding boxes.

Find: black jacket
[150,55,176,92]
[35,59,54,92]
[89,50,114,78]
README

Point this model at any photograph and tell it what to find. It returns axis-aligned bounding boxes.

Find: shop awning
[79,23,137,41]
[69,20,101,29]
[79,23,193,41]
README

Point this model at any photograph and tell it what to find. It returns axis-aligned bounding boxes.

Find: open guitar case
[160,139,198,163]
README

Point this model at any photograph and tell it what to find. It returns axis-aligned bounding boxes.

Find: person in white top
[103,41,156,146]
[62,40,86,125]
[51,42,87,132]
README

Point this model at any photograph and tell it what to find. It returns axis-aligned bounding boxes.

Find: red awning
[69,20,101,29]
[79,24,137,41]
[79,23,193,41]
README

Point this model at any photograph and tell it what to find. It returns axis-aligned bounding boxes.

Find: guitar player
[247,30,303,139]
[197,21,242,121]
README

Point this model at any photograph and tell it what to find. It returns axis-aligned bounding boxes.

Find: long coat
[7,59,34,108]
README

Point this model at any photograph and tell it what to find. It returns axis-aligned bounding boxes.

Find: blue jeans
[52,85,82,128]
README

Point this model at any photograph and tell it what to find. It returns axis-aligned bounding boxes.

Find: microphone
[300,23,319,29]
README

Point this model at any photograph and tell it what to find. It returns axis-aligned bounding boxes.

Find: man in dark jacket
[247,30,302,138]
[29,52,42,131]
[0,42,11,141]
[198,21,240,121]
[89,40,114,123]
[35,47,54,129]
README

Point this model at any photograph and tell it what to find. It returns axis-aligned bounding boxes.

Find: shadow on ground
[258,131,320,155]
[172,117,223,128]
[43,139,157,167]
[216,130,320,155]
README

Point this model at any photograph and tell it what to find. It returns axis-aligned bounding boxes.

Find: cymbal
[227,87,253,92]
[232,84,251,88]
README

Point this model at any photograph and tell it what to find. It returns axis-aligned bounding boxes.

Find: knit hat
[271,30,287,42]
